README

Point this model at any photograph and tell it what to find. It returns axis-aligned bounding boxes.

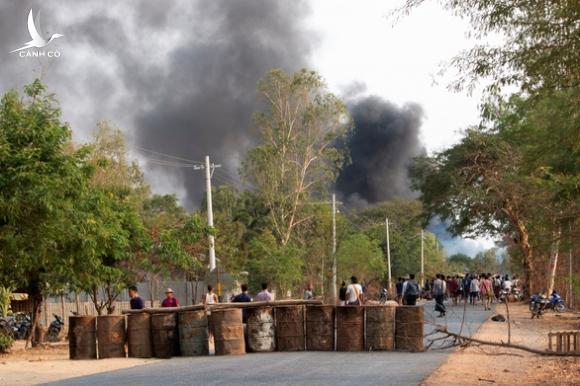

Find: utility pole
[420,229,425,288]
[194,156,221,291]
[331,193,337,304]
[204,155,216,272]
[385,217,392,291]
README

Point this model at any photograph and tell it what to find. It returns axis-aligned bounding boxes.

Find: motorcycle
[529,294,549,319]
[511,287,524,301]
[46,314,65,342]
[378,288,389,304]
[545,291,566,313]
[0,312,32,339]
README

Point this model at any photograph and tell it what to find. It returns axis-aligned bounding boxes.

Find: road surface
[45,302,492,386]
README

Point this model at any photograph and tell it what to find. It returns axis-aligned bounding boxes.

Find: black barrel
[395,305,424,352]
[127,313,152,358]
[69,316,97,359]
[365,306,395,351]
[96,315,126,358]
[336,306,364,351]
[306,305,334,351]
[151,313,180,358]
[178,310,209,356]
[275,305,305,351]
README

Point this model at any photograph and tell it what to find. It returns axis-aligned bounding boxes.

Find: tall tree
[0,81,92,344]
[242,68,349,246]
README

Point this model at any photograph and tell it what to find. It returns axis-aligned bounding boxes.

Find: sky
[0,0,495,256]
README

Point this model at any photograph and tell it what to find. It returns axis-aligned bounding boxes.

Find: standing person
[232,284,251,323]
[463,274,472,304]
[345,276,364,305]
[396,277,404,304]
[256,283,273,301]
[402,274,420,306]
[339,281,347,306]
[303,284,314,300]
[232,284,251,303]
[493,275,502,301]
[448,276,459,306]
[205,285,219,305]
[128,285,145,310]
[480,274,493,310]
[469,276,480,306]
[433,274,447,317]
[161,288,179,307]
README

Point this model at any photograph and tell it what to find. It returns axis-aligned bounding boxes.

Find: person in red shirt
[480,274,493,310]
[161,288,180,307]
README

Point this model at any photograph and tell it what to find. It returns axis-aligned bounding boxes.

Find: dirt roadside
[0,342,158,386]
[423,303,580,385]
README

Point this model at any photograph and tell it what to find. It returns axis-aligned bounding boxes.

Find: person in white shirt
[345,276,363,305]
[204,285,219,305]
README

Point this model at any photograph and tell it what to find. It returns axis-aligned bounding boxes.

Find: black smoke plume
[337,95,425,206]
[0,0,313,208]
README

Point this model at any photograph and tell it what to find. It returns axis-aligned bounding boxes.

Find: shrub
[0,330,14,353]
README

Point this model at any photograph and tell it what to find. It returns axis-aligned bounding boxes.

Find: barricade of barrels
[68,302,424,359]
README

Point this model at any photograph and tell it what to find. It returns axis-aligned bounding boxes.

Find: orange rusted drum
[96,315,126,358]
[212,308,245,355]
[127,312,152,358]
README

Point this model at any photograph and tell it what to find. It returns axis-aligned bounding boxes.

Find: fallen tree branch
[433,326,580,357]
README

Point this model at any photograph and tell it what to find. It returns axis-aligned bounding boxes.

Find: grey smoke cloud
[0,0,313,208]
[337,95,425,206]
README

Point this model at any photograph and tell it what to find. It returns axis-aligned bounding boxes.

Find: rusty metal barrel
[151,313,180,358]
[96,315,126,358]
[336,306,364,351]
[178,310,209,356]
[365,306,396,351]
[395,305,424,352]
[306,305,334,351]
[246,307,275,352]
[127,313,152,358]
[212,308,245,355]
[69,316,97,359]
[275,305,305,351]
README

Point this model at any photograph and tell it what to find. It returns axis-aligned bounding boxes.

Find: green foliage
[141,194,208,280]
[354,199,445,280]
[447,253,473,273]
[472,248,500,274]
[336,233,385,282]
[0,80,92,296]
[248,231,304,297]
[0,330,14,353]
[0,286,12,317]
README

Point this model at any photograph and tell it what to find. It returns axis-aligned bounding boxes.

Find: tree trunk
[27,290,43,348]
[547,227,561,296]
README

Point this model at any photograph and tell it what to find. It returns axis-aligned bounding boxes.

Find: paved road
[46,302,493,386]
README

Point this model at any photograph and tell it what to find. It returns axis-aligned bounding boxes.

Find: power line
[134,146,204,165]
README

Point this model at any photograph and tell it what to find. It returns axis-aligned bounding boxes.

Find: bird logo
[10,9,63,53]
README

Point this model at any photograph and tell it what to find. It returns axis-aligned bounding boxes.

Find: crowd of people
[126,273,520,316]
[395,273,521,317]
[127,283,276,310]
